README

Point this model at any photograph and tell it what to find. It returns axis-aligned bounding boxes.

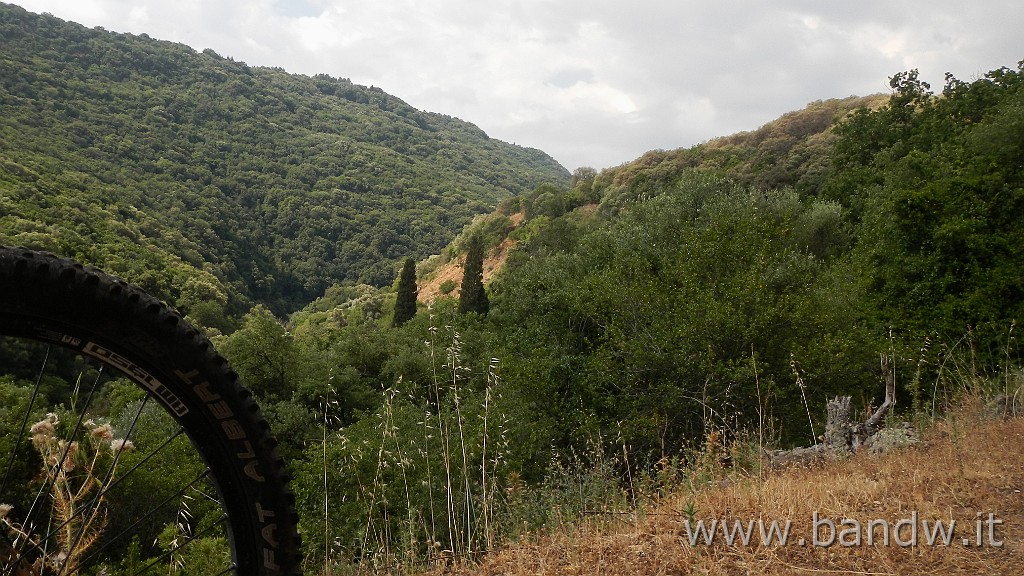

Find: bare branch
[865,353,896,432]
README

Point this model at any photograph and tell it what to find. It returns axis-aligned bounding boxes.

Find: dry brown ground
[417,212,524,305]
[429,404,1024,576]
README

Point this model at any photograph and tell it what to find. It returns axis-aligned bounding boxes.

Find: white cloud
[9,0,1024,170]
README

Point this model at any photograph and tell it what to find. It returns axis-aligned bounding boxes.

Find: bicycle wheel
[0,246,302,575]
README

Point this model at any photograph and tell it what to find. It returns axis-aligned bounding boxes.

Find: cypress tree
[392,257,418,327]
[458,234,489,315]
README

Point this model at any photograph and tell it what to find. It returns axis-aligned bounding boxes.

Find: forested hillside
[2,3,1022,570]
[0,3,569,322]
[190,60,1024,572]
[594,94,888,198]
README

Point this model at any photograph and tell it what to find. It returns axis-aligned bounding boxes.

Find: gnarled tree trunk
[771,353,899,468]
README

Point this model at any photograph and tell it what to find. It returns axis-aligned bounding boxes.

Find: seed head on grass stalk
[318,377,341,574]
[789,353,817,445]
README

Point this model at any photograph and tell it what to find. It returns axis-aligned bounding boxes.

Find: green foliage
[5,16,1024,570]
[590,96,886,205]
[0,362,225,573]
[523,184,568,219]
[490,175,878,456]
[826,62,1024,348]
[392,257,418,327]
[291,316,519,570]
[0,4,570,316]
[155,533,231,575]
[0,376,42,511]
[106,399,221,553]
[216,305,300,402]
[458,234,489,316]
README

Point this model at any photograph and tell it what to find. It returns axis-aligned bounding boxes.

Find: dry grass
[426,400,1024,576]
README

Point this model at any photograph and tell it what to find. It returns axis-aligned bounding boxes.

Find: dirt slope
[417,212,524,304]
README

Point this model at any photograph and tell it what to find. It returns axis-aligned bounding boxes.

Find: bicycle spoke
[1,345,229,575]
[129,511,229,576]
[20,366,106,552]
[2,246,301,574]
[76,468,216,571]
[0,344,48,497]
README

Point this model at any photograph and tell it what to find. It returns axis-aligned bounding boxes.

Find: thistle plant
[0,413,134,576]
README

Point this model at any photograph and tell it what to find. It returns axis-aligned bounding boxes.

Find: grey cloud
[11,0,1024,170]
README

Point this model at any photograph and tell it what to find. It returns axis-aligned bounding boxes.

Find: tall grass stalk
[444,327,474,557]
[789,353,817,445]
[428,323,457,558]
[318,311,512,572]
[320,378,337,576]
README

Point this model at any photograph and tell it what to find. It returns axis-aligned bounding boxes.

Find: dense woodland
[0,3,569,319]
[231,61,1024,570]
[2,3,1023,573]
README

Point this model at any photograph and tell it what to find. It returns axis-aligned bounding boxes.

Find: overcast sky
[11,0,1024,170]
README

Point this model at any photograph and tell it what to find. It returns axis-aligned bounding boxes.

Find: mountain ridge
[0,2,569,322]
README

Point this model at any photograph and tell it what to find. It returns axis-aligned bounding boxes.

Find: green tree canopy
[827,63,1024,342]
[215,305,300,402]
[458,234,489,316]
[392,257,418,327]
[0,4,570,317]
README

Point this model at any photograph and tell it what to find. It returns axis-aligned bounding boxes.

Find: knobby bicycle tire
[0,246,302,575]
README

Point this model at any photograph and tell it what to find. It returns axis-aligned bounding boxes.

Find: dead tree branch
[770,353,906,468]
